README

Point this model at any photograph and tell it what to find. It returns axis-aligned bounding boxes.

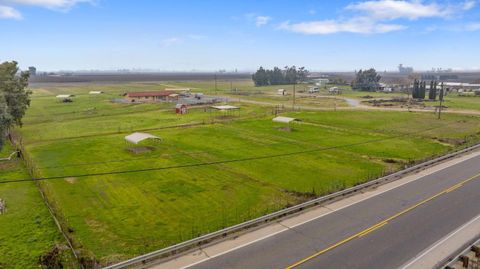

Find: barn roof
[125,132,161,144]
[127,91,175,98]
[272,116,298,123]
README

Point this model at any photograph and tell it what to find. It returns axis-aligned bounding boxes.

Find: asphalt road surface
[188,154,480,269]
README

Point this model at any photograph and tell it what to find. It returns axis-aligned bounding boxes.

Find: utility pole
[292,82,296,111]
[438,82,444,119]
[334,96,337,112]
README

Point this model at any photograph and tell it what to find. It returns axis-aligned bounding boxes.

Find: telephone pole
[292,82,296,110]
[438,82,444,119]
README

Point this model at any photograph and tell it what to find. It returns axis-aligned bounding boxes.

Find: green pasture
[12,82,480,265]
[0,143,76,268]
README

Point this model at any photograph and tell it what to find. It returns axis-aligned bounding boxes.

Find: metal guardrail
[443,237,480,268]
[104,143,480,269]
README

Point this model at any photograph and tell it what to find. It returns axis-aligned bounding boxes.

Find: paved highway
[183,153,480,269]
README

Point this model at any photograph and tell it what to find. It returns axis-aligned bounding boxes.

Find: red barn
[175,104,188,114]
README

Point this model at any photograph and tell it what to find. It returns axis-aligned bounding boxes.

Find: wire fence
[103,143,480,269]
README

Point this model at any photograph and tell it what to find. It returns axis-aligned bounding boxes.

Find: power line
[0,125,444,185]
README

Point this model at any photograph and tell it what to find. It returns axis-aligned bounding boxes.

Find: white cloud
[0,0,93,19]
[2,0,94,10]
[280,0,476,35]
[346,0,449,20]
[244,13,272,27]
[279,17,406,34]
[255,15,271,26]
[466,22,480,31]
[160,37,183,47]
[462,0,476,10]
[0,5,21,19]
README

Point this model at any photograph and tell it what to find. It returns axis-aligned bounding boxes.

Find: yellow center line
[445,183,463,193]
[284,172,480,269]
[357,222,388,238]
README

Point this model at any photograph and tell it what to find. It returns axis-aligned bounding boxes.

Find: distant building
[175,104,188,114]
[28,66,37,76]
[312,78,329,86]
[329,87,341,94]
[398,64,413,74]
[127,91,179,102]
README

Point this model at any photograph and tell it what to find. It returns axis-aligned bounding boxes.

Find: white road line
[400,214,480,269]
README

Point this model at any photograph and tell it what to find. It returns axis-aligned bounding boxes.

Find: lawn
[0,143,77,269]
[14,82,480,266]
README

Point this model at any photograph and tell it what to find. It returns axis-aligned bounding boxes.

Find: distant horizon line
[24,69,480,74]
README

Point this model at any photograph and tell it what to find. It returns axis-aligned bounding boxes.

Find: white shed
[56,94,73,98]
[125,132,162,144]
[211,105,239,111]
[272,116,298,123]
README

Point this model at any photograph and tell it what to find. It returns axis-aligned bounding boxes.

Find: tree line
[351,68,381,91]
[0,61,31,151]
[252,66,309,86]
[412,79,444,101]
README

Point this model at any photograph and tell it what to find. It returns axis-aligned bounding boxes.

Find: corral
[6,79,480,266]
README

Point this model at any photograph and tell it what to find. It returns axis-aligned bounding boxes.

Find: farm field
[12,81,480,266]
[0,143,77,268]
[157,79,480,112]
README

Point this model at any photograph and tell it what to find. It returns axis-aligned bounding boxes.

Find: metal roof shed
[125,132,162,144]
[56,94,73,98]
[272,116,297,123]
[211,105,239,110]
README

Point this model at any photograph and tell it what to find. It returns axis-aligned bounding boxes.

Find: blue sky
[1,0,479,71]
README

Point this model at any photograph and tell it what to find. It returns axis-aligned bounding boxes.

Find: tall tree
[0,61,31,150]
[284,66,298,84]
[352,68,381,91]
[252,66,309,86]
[420,81,426,99]
[296,67,309,83]
[252,66,269,86]
[270,67,284,85]
[428,80,437,101]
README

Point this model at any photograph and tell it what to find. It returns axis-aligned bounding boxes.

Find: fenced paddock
[11,82,480,267]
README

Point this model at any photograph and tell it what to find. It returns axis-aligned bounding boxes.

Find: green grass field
[0,143,77,268]
[10,81,480,265]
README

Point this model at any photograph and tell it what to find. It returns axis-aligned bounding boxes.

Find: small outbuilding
[56,94,74,99]
[272,116,299,132]
[56,94,74,103]
[272,116,298,123]
[175,104,188,114]
[125,132,162,144]
[210,105,240,118]
[328,87,341,95]
[277,89,287,96]
[211,105,239,111]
